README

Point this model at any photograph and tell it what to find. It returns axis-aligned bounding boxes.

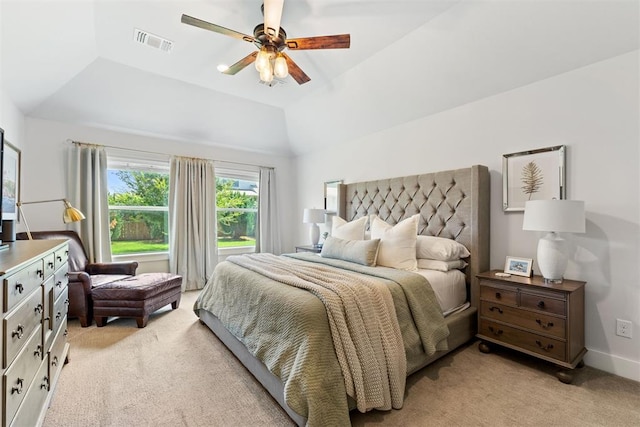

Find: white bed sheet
[414,269,468,317]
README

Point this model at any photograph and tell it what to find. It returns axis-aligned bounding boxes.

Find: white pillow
[417,259,468,272]
[416,236,471,261]
[370,214,419,271]
[331,216,368,240]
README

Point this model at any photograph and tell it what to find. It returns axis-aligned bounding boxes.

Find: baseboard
[584,348,640,382]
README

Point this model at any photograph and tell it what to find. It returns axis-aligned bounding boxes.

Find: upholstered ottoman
[91,273,183,328]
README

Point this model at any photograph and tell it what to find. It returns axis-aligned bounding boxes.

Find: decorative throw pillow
[417,259,468,272]
[320,236,381,266]
[370,214,420,271]
[416,236,471,261]
[331,216,368,240]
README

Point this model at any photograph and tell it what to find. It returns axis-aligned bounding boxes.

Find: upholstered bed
[194,165,490,426]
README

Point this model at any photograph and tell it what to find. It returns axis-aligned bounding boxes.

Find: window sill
[218,246,256,256]
[113,252,169,263]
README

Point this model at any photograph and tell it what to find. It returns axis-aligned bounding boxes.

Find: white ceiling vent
[134,28,173,53]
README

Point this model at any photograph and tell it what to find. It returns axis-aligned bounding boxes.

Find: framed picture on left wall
[2,142,21,221]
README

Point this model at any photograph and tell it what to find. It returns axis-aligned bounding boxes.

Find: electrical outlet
[616,319,632,339]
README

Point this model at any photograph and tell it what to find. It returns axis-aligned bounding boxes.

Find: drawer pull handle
[64,329,69,337]
[12,325,24,339]
[56,312,62,320]
[52,356,59,367]
[37,269,44,278]
[488,326,503,336]
[495,292,501,299]
[489,306,503,314]
[535,340,554,352]
[48,261,55,268]
[44,316,51,323]
[536,319,554,329]
[34,345,42,358]
[15,283,24,293]
[35,303,44,314]
[40,376,50,390]
[56,281,63,288]
[57,256,63,262]
[11,378,24,395]
[537,301,546,309]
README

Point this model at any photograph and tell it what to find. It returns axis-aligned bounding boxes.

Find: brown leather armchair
[17,230,138,327]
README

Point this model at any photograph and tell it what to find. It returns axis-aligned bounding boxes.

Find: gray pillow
[320,236,381,266]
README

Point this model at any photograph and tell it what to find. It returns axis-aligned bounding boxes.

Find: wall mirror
[324,180,342,214]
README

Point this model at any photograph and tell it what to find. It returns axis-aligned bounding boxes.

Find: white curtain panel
[256,166,282,254]
[68,143,112,263]
[169,156,218,291]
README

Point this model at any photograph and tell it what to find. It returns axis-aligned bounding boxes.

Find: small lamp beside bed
[303,208,325,247]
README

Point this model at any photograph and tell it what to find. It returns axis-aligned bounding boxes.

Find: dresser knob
[56,281,63,288]
[489,306,504,314]
[11,378,24,395]
[12,324,24,339]
[536,319,554,329]
[488,326,503,336]
[56,312,62,320]
[15,283,24,293]
[535,340,554,352]
[495,292,501,299]
[537,301,546,309]
[34,345,42,358]
[34,304,44,314]
[52,356,59,367]
[40,376,50,390]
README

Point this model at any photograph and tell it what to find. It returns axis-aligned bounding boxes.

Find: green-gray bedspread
[193,252,449,426]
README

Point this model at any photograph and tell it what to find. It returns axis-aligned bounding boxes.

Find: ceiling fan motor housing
[253,24,287,51]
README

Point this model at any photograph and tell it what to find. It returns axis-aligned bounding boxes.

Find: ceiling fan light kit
[181,0,350,86]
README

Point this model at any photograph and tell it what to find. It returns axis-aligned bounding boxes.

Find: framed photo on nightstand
[504,256,533,277]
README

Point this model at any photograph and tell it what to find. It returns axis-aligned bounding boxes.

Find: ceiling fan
[181,0,350,85]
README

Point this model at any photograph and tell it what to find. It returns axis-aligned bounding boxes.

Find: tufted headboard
[337,165,490,309]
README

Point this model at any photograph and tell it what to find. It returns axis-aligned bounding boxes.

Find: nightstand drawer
[480,302,566,339]
[480,284,518,306]
[480,320,566,360]
[520,292,565,316]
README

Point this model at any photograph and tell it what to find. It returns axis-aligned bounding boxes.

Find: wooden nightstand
[476,270,586,384]
[295,245,322,253]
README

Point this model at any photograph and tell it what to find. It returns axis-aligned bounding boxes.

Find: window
[216,168,259,252]
[107,157,170,256]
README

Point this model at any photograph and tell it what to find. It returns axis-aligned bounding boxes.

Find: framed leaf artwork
[502,145,565,212]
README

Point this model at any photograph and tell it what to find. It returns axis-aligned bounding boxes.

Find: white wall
[295,51,639,381]
[20,118,296,271]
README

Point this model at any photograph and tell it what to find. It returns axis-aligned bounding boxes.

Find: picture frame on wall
[502,145,566,212]
[2,141,21,221]
[504,256,533,277]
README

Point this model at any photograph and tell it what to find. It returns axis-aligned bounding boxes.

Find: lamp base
[309,223,320,247]
[537,232,568,283]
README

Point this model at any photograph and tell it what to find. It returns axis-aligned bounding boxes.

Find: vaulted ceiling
[2,1,638,156]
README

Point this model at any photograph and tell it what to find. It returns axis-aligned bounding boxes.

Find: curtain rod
[69,140,274,170]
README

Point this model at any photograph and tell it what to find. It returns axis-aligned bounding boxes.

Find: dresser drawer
[43,253,56,280]
[53,263,69,301]
[520,292,565,316]
[480,319,566,361]
[4,290,44,368]
[9,356,49,427]
[3,324,43,424]
[54,247,69,270]
[52,288,69,337]
[480,284,518,306]
[49,317,68,383]
[480,302,566,339]
[4,260,44,313]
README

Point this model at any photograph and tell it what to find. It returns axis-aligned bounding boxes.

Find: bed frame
[199,165,490,426]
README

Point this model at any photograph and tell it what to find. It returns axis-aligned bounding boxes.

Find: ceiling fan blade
[286,34,350,50]
[181,14,256,44]
[222,51,259,75]
[263,0,284,38]
[282,53,310,85]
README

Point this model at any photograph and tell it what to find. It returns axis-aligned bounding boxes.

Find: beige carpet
[43,290,640,427]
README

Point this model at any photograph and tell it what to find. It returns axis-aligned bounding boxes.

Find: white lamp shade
[303,208,325,224]
[523,200,585,233]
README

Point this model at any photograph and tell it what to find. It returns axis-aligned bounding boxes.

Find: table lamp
[522,199,585,283]
[17,198,86,240]
[303,208,325,247]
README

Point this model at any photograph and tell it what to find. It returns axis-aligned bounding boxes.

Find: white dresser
[0,240,70,426]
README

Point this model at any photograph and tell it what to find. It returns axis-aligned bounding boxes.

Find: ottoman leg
[136,316,149,328]
[96,317,107,327]
[171,295,181,310]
